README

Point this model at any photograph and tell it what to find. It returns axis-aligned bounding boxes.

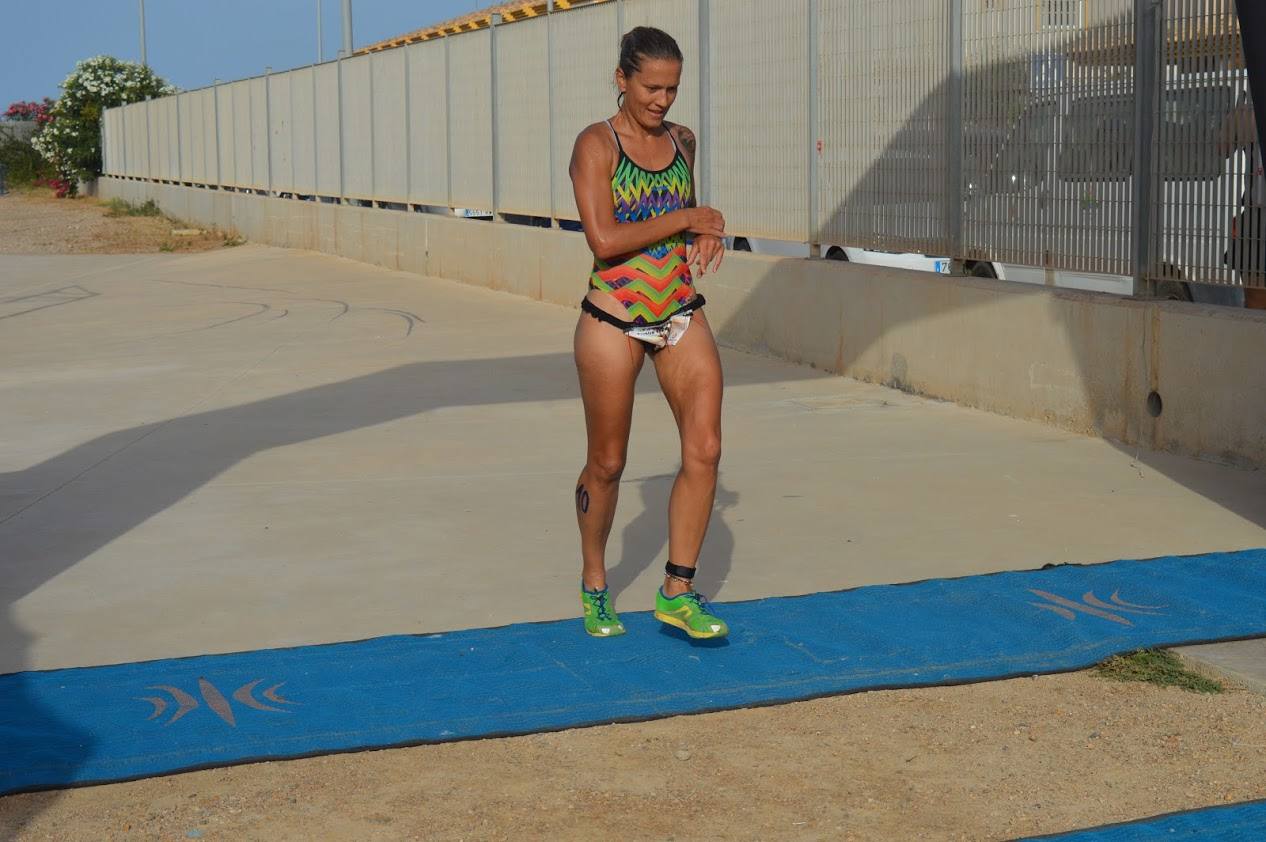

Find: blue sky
[1,1,484,107]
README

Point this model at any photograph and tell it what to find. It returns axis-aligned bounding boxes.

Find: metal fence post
[175,92,183,182]
[267,67,277,194]
[145,96,152,181]
[547,0,557,226]
[368,53,376,205]
[807,0,820,257]
[289,72,297,197]
[404,45,412,207]
[1132,0,1163,297]
[311,68,319,198]
[201,90,209,185]
[246,82,254,188]
[946,0,965,265]
[265,67,274,195]
[116,106,125,179]
[337,54,346,203]
[697,0,710,207]
[99,110,107,181]
[213,81,222,188]
[491,13,501,219]
[445,32,454,213]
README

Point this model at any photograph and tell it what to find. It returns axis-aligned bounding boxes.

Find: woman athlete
[570,27,729,639]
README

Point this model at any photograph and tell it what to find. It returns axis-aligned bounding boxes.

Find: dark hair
[617,27,683,78]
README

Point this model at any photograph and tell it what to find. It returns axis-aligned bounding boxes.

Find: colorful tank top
[589,120,695,325]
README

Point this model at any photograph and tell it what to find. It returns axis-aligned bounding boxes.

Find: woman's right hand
[683,206,726,238]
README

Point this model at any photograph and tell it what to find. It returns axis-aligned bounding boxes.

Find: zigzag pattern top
[589,122,696,326]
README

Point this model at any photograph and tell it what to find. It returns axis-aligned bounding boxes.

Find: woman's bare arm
[670,123,725,274]
[569,123,725,261]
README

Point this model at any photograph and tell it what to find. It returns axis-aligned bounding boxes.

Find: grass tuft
[104,198,161,217]
[1094,649,1224,694]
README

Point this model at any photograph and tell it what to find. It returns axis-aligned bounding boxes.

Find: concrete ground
[2,244,1266,680]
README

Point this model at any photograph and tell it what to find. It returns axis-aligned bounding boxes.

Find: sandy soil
[3,672,1265,841]
[0,188,238,254]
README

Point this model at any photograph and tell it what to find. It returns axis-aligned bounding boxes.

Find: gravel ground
[3,672,1265,841]
[0,188,237,254]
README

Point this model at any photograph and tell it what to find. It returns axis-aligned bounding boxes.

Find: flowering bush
[34,176,74,198]
[31,56,174,192]
[1,99,56,185]
[4,99,54,124]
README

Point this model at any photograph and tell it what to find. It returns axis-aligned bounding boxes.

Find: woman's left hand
[688,234,726,276]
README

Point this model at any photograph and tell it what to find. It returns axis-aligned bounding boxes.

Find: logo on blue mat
[1028,589,1166,626]
[135,678,299,727]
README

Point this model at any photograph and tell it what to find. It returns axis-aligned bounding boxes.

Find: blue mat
[1024,798,1266,839]
[4,549,1266,795]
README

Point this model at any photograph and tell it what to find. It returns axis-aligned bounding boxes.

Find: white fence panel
[710,1,810,242]
[191,89,209,183]
[215,85,234,187]
[146,100,163,181]
[407,40,448,206]
[550,2,618,219]
[205,89,220,185]
[167,96,181,181]
[176,93,193,181]
[449,29,494,210]
[314,63,341,196]
[269,72,294,193]
[818,0,952,253]
[249,77,269,190]
[340,55,374,199]
[372,49,408,203]
[291,67,317,195]
[103,108,119,175]
[495,15,550,216]
[230,81,253,187]
[129,102,147,177]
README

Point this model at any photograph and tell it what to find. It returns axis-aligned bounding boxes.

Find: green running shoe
[655,588,729,639]
[581,585,626,637]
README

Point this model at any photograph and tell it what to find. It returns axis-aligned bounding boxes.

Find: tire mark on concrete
[0,285,100,321]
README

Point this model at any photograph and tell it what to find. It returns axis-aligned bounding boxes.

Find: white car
[727,236,962,277]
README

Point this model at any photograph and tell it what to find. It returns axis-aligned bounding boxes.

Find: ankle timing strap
[664,561,696,583]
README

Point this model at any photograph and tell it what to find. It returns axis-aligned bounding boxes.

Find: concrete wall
[100,176,1266,468]
[0,121,37,141]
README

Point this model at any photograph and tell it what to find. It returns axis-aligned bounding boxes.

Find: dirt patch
[0,188,241,255]
[2,671,1264,841]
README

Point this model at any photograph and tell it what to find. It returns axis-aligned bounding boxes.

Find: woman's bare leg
[651,311,724,596]
[574,311,645,590]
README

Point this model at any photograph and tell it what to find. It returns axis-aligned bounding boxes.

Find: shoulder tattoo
[677,127,697,157]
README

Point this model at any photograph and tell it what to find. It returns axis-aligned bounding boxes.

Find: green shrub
[104,198,161,217]
[0,135,54,186]
[31,56,173,186]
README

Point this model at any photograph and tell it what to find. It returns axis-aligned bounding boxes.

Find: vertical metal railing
[547,0,557,225]
[807,0,820,257]
[946,0,966,264]
[99,0,1260,291]
[1133,0,1163,295]
[490,12,501,219]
